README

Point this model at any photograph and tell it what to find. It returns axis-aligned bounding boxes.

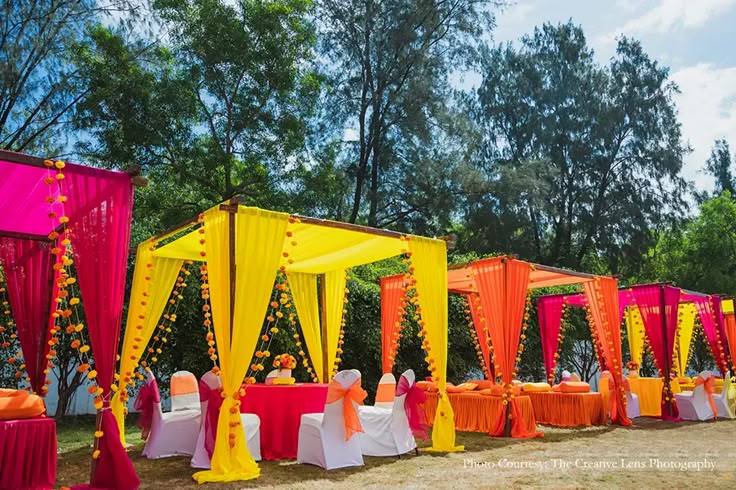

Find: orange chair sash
[326,378,367,441]
[695,376,718,417]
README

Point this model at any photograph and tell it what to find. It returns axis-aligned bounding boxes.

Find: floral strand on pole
[332,270,350,378]
[0,274,28,388]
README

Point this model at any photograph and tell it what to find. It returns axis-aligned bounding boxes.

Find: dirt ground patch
[56,418,736,489]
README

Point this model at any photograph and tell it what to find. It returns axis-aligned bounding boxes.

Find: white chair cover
[297,370,364,469]
[190,371,261,468]
[625,391,641,419]
[714,371,736,419]
[674,371,717,421]
[358,369,417,456]
[142,371,201,459]
[170,370,201,411]
[374,373,397,410]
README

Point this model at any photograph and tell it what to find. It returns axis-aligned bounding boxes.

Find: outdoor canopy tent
[540,283,734,421]
[0,150,139,488]
[113,202,460,484]
[381,256,630,437]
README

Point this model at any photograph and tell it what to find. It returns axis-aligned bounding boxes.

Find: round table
[240,383,328,460]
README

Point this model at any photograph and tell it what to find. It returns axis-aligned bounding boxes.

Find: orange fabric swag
[326,378,367,441]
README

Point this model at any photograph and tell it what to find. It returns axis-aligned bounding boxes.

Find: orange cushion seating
[457,383,478,391]
[0,389,46,419]
[468,380,492,390]
[479,385,521,397]
[559,381,591,393]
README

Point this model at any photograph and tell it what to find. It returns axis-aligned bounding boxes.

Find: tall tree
[467,21,689,275]
[0,0,137,153]
[315,0,499,228]
[704,138,735,196]
[75,0,319,228]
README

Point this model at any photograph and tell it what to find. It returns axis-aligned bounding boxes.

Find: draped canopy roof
[152,210,412,273]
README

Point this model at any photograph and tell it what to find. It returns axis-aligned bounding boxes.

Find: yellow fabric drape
[676,303,697,377]
[287,272,323,382]
[193,206,289,484]
[409,236,461,452]
[112,241,183,442]
[324,270,347,380]
[625,306,645,366]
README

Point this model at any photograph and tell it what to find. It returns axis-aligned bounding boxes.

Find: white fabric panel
[626,392,640,419]
[714,370,735,419]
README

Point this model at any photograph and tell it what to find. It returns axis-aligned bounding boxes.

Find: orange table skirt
[525,392,606,427]
[423,392,536,434]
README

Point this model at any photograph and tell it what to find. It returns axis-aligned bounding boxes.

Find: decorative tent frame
[113,201,458,484]
[0,150,140,487]
[381,256,629,437]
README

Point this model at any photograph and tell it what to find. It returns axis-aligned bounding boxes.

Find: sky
[475,0,736,192]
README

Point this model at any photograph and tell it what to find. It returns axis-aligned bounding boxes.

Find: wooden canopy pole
[319,274,330,383]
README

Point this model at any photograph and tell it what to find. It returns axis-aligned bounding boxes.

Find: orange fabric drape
[325,378,367,441]
[464,293,492,380]
[380,275,405,374]
[695,376,718,418]
[525,392,606,427]
[583,277,631,426]
[423,392,536,434]
[725,313,736,367]
[471,257,541,438]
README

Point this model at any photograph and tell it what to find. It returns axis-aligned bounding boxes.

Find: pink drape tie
[396,376,428,440]
[134,379,160,441]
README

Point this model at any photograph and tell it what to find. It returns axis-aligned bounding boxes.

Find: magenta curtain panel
[0,237,55,392]
[631,284,680,419]
[693,296,731,374]
[537,295,564,383]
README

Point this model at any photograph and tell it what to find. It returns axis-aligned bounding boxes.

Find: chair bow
[695,375,718,418]
[396,376,428,440]
[134,379,160,441]
[326,378,367,441]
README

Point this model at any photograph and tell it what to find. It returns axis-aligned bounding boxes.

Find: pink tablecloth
[0,417,57,490]
[240,383,328,460]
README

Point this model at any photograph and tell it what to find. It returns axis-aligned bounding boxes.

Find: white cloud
[600,0,736,44]
[498,2,534,25]
[671,63,736,191]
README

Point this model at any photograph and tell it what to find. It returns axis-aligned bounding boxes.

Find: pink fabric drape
[0,237,54,392]
[396,374,428,440]
[632,284,680,420]
[712,299,731,364]
[693,296,730,373]
[583,277,631,426]
[86,411,140,490]
[203,382,223,459]
[537,295,564,383]
[464,293,493,380]
[472,257,542,438]
[380,275,404,374]
[133,379,161,441]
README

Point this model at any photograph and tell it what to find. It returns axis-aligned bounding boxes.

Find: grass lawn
[55,417,736,489]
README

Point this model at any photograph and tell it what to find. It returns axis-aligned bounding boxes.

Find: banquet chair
[358,369,418,457]
[674,371,717,421]
[142,371,201,459]
[297,370,365,470]
[625,389,641,419]
[599,371,640,419]
[170,371,200,411]
[191,371,261,468]
[714,371,735,419]
[374,373,397,410]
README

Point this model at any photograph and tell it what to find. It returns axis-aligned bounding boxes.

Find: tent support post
[660,284,673,418]
[89,409,103,482]
[502,257,513,437]
[320,274,329,383]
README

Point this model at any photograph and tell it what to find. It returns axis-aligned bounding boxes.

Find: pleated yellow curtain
[676,303,697,377]
[409,236,461,452]
[287,272,323,381]
[324,269,347,380]
[625,306,645,366]
[193,206,289,484]
[112,242,183,442]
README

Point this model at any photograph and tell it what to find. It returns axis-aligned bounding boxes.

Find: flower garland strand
[331,270,350,378]
[0,275,27,388]
[386,270,412,372]
[463,296,488,378]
